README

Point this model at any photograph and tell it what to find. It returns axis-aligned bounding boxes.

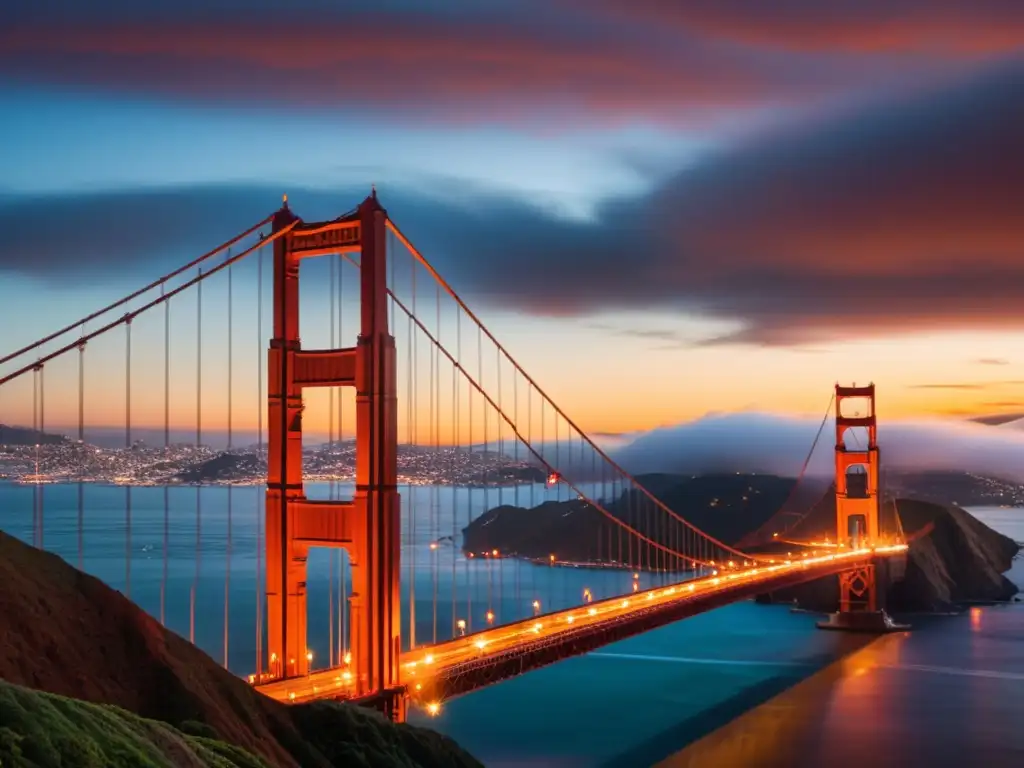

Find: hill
[172,452,264,483]
[462,473,824,560]
[0,424,67,446]
[0,529,480,768]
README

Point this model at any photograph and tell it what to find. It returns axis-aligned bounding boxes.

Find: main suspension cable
[0,216,273,368]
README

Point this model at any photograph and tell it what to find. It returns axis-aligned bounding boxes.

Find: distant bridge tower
[265,192,402,710]
[834,383,879,612]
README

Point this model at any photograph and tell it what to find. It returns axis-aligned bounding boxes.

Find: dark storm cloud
[0,1,971,124]
[434,61,1024,345]
[580,0,1024,55]
[3,60,1024,345]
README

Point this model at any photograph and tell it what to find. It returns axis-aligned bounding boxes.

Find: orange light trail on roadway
[254,544,907,709]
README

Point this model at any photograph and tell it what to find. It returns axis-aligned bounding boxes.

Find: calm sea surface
[0,482,1021,766]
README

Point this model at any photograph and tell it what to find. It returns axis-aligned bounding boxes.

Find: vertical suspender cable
[527,383,533,618]
[77,337,85,571]
[38,364,45,550]
[451,308,458,637]
[480,325,489,620]
[491,346,499,618]
[224,248,233,669]
[513,368,520,610]
[31,365,39,547]
[125,319,132,598]
[192,267,203,645]
[407,241,416,649]
[432,283,440,644]
[464,312,472,632]
[162,287,170,626]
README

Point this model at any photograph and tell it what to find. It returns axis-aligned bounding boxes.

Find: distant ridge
[0,423,67,445]
[970,413,1024,426]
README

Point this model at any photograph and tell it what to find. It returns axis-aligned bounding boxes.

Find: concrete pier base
[352,686,409,722]
[817,610,910,633]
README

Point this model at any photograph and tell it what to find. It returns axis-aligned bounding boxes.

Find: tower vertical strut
[264,193,402,713]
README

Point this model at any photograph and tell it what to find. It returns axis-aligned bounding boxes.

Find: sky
[2,1,1024,459]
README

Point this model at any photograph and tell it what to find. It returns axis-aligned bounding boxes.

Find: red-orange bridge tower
[265,192,401,702]
[834,383,880,612]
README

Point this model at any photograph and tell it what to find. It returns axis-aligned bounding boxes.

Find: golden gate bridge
[0,191,906,720]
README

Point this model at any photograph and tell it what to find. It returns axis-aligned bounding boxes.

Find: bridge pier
[352,686,409,723]
[818,558,910,632]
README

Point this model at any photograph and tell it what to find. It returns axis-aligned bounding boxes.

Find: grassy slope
[0,678,267,767]
[0,530,481,768]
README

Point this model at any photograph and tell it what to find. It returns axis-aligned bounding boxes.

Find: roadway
[254,544,907,710]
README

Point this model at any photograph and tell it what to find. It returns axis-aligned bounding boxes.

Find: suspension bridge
[0,191,907,720]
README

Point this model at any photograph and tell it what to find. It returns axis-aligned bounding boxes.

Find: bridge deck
[254,545,906,705]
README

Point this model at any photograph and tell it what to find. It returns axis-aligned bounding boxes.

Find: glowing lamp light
[492,549,499,557]
[546,472,560,487]
[425,654,435,664]
[344,652,352,666]
[430,542,438,551]
[427,702,441,717]
[588,607,597,616]
[342,670,352,681]
[532,622,542,633]
[486,610,495,624]
[306,651,314,663]
[475,639,487,650]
